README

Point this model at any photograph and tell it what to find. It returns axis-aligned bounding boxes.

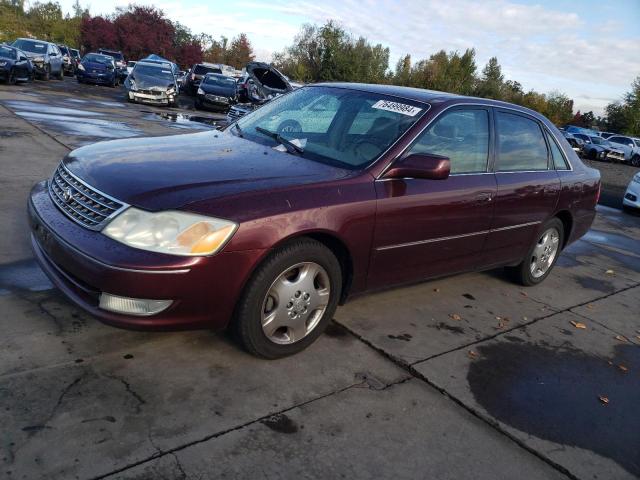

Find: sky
[55,0,640,115]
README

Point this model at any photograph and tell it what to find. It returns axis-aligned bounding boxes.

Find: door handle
[476,192,493,202]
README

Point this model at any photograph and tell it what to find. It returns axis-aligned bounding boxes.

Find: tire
[56,67,63,80]
[233,238,342,359]
[632,155,640,168]
[506,218,564,286]
[6,68,16,85]
[42,64,50,81]
[588,149,597,160]
[194,99,202,110]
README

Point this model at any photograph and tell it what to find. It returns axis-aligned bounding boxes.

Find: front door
[368,107,497,289]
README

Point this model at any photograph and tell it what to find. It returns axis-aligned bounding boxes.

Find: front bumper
[128,90,176,105]
[77,71,113,84]
[197,94,232,110]
[29,181,265,330]
[623,181,640,209]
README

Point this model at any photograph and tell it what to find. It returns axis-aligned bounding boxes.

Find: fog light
[99,293,172,316]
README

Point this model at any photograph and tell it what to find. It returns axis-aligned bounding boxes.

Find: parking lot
[1,77,639,480]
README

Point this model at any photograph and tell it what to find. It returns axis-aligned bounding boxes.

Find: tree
[394,54,412,86]
[622,76,640,135]
[544,91,574,126]
[80,15,116,52]
[112,5,175,60]
[227,33,254,68]
[476,57,504,100]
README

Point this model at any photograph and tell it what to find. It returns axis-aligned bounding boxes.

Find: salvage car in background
[124,61,179,107]
[607,135,640,166]
[97,48,126,80]
[57,44,75,75]
[126,61,137,75]
[0,44,33,84]
[28,83,600,359]
[561,131,583,153]
[76,53,119,87]
[11,38,63,80]
[623,172,640,210]
[573,133,623,161]
[195,73,237,111]
[70,48,81,71]
[227,62,293,122]
[184,62,223,95]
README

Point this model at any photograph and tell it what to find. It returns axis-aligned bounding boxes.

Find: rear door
[368,106,497,288]
[482,109,560,267]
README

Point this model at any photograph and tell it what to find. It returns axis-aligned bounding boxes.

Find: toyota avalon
[29,84,600,358]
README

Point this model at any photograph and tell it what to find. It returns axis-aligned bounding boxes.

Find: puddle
[4,100,102,117]
[144,111,223,130]
[14,111,140,139]
[468,342,640,476]
[96,101,125,108]
[0,259,53,294]
[582,229,640,254]
[65,98,88,104]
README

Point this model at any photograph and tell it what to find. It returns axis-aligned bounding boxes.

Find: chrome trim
[49,163,129,231]
[377,101,567,179]
[376,220,542,251]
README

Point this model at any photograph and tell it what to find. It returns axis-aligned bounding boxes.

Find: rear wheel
[233,238,342,359]
[56,66,64,80]
[632,155,640,167]
[506,218,564,286]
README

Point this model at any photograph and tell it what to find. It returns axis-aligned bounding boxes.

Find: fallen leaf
[495,316,502,320]
[449,313,462,321]
[433,288,440,293]
[605,269,615,275]
[618,365,628,373]
[467,350,478,359]
[615,335,628,342]
[570,320,587,329]
[598,396,610,405]
[586,304,595,309]
[520,291,528,297]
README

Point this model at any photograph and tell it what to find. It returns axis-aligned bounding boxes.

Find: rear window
[496,112,548,171]
[546,131,570,170]
[12,39,47,53]
[194,65,221,75]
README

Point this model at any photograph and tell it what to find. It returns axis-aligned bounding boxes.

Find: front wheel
[42,64,50,81]
[56,66,64,80]
[632,155,640,167]
[6,68,16,85]
[506,218,564,286]
[233,238,342,359]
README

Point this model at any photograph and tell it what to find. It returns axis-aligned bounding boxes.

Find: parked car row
[561,126,640,167]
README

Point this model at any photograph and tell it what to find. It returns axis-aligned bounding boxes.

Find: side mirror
[384,153,450,180]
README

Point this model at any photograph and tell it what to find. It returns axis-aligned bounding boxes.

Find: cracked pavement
[1,78,639,480]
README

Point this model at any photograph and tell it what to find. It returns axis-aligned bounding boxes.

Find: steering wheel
[350,136,387,161]
[277,119,302,135]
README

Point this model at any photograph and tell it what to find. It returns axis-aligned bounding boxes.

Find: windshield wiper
[232,122,243,137]
[255,126,304,154]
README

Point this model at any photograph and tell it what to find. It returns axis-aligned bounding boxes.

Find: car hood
[245,62,292,100]
[62,131,352,213]
[23,51,45,59]
[200,83,236,97]
[128,73,175,90]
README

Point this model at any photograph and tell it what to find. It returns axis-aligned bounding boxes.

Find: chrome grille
[49,163,127,230]
[226,107,245,122]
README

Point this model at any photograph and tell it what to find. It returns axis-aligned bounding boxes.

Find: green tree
[476,56,504,100]
[543,91,574,126]
[227,33,255,69]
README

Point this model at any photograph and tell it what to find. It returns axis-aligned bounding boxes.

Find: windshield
[0,46,17,59]
[59,46,68,55]
[12,39,47,54]
[71,49,79,58]
[100,50,122,60]
[634,139,640,148]
[204,75,236,87]
[133,64,174,80]
[194,65,221,75]
[589,137,604,145]
[127,61,136,68]
[83,54,112,65]
[235,86,426,170]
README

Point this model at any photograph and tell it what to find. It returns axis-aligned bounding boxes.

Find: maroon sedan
[29,83,600,358]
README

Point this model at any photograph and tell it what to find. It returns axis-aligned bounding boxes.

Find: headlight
[103,208,238,256]
[129,80,137,91]
[0,61,6,67]
[33,56,45,63]
[197,87,204,95]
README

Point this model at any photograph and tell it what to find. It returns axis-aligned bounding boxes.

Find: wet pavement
[1,78,639,480]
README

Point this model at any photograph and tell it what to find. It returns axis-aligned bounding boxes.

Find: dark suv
[184,63,222,95]
[11,38,63,80]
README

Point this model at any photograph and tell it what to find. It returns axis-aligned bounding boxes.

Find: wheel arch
[554,210,573,248]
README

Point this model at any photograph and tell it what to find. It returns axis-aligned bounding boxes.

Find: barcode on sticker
[371,100,422,117]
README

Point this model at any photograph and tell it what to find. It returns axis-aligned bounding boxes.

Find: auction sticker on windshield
[371,100,422,117]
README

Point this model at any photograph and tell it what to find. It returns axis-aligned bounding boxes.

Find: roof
[312,82,543,118]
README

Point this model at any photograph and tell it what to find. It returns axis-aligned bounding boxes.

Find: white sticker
[34,44,45,49]
[161,70,172,74]
[371,100,422,117]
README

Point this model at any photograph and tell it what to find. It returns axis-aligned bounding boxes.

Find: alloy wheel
[261,262,331,345]
[530,227,560,279]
